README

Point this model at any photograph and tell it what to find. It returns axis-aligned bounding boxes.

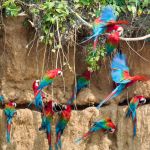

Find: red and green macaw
[69,69,92,104]
[55,104,71,150]
[4,101,17,143]
[39,100,66,150]
[81,6,128,51]
[126,96,146,137]
[75,118,116,144]
[40,100,55,150]
[97,53,149,109]
[32,80,46,111]
[0,95,4,105]
[35,69,63,97]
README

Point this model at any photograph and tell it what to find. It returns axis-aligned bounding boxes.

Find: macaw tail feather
[47,132,52,150]
[93,38,98,50]
[75,131,91,144]
[133,122,136,137]
[133,115,137,137]
[55,139,62,150]
[55,132,62,150]
[28,101,34,108]
[6,123,11,143]
[97,84,125,109]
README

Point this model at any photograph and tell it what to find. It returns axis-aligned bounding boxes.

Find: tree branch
[120,34,150,41]
[68,7,93,28]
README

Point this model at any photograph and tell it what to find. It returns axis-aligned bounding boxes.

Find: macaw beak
[109,128,115,134]
[58,70,63,76]
[139,98,146,104]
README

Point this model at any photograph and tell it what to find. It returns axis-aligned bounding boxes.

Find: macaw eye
[58,71,62,76]
[139,98,146,104]
[108,128,115,133]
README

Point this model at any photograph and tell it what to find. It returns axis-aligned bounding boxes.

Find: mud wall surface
[0,17,150,150]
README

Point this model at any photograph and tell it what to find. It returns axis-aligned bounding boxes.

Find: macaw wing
[111,53,130,83]
[100,6,117,22]
[126,103,138,118]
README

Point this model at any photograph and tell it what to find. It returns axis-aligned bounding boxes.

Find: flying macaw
[81,6,128,51]
[69,69,92,104]
[32,80,46,111]
[126,96,146,137]
[4,101,17,143]
[39,100,66,150]
[35,69,63,97]
[75,118,116,144]
[0,95,4,104]
[97,53,149,109]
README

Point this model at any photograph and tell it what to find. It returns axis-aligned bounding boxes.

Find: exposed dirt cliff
[0,17,150,150]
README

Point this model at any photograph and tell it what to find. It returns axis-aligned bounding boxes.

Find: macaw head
[106,118,116,133]
[106,25,124,37]
[47,69,63,78]
[9,101,17,108]
[137,96,146,105]
[52,101,66,112]
[32,80,40,90]
[115,25,124,36]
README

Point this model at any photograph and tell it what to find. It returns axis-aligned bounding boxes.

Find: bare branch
[68,7,93,28]
[120,34,150,41]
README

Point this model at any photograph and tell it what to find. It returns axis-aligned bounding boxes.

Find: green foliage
[2,0,21,16]
[1,0,150,71]
[86,44,106,71]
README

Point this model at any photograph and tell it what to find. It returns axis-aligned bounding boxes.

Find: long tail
[47,131,52,150]
[132,111,137,137]
[75,131,91,144]
[97,84,125,109]
[6,122,11,143]
[55,132,62,150]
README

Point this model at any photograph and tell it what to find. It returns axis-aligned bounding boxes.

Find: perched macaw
[4,101,17,143]
[39,100,66,150]
[55,105,71,150]
[81,6,128,51]
[40,101,54,150]
[69,69,92,104]
[32,80,46,111]
[97,53,149,109]
[0,95,4,104]
[75,118,116,144]
[37,69,62,90]
[126,96,146,137]
[35,69,63,97]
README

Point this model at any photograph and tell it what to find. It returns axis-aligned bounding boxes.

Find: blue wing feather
[111,53,130,83]
[100,6,117,22]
